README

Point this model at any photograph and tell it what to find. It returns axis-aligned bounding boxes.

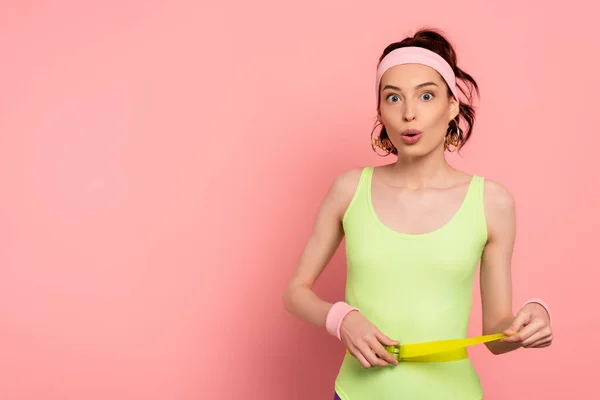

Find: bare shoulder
[325,167,365,219]
[331,167,364,196]
[482,178,516,238]
[483,179,516,213]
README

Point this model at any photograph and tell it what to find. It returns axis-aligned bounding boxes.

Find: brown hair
[373,28,480,155]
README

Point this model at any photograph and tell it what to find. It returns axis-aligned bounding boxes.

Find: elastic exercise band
[345,332,511,362]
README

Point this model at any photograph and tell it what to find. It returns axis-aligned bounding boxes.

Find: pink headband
[376,46,460,104]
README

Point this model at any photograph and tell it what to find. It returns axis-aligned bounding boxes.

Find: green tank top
[334,167,488,400]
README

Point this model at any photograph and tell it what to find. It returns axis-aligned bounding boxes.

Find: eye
[421,92,434,101]
[386,94,400,103]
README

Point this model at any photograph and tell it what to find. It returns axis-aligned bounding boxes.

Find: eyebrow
[382,82,439,92]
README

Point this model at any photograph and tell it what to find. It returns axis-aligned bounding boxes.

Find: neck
[388,148,455,189]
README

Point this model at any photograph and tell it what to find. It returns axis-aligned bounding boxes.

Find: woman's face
[378,63,459,157]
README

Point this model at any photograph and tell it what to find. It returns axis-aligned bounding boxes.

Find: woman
[282,28,553,399]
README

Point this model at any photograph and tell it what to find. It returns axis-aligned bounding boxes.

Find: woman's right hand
[339,311,399,368]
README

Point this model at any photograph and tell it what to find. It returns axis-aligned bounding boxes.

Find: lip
[400,129,423,144]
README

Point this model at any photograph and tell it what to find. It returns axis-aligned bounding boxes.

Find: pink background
[1,1,597,399]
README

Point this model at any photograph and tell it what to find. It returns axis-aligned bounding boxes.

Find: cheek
[424,106,450,129]
[379,104,401,124]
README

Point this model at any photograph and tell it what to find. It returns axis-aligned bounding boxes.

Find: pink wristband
[522,298,552,326]
[326,301,359,340]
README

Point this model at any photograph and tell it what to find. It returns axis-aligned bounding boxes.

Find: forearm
[283,282,334,328]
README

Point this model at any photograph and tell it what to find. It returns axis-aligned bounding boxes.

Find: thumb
[373,328,399,346]
[504,311,531,335]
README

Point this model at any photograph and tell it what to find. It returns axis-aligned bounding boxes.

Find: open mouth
[400,130,423,144]
[402,129,422,136]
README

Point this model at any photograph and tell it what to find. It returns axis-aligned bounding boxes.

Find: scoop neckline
[365,167,476,239]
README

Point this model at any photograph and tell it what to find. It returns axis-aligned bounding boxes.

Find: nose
[402,100,416,122]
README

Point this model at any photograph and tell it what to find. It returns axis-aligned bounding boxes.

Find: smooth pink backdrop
[1,1,597,399]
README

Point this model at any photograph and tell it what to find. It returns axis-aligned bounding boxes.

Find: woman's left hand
[501,303,553,348]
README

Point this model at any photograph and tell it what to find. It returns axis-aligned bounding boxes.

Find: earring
[370,122,394,156]
[444,121,461,152]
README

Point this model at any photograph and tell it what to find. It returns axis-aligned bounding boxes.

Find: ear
[449,97,460,121]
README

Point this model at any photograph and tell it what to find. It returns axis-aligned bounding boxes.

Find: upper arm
[287,168,363,289]
[480,179,517,333]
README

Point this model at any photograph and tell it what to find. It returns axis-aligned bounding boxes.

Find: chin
[396,144,432,158]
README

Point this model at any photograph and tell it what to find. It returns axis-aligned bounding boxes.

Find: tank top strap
[342,166,373,226]
[464,175,485,210]
[458,174,487,240]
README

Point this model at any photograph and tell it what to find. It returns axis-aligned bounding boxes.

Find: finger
[521,330,545,347]
[373,329,399,346]
[502,312,532,341]
[511,318,546,344]
[521,325,552,347]
[358,343,388,368]
[349,346,372,369]
[526,334,553,348]
[504,311,531,334]
[368,338,398,366]
[528,340,552,348]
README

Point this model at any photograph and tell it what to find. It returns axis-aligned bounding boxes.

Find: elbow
[485,340,521,356]
[282,280,300,313]
[283,278,314,317]
[485,343,502,355]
